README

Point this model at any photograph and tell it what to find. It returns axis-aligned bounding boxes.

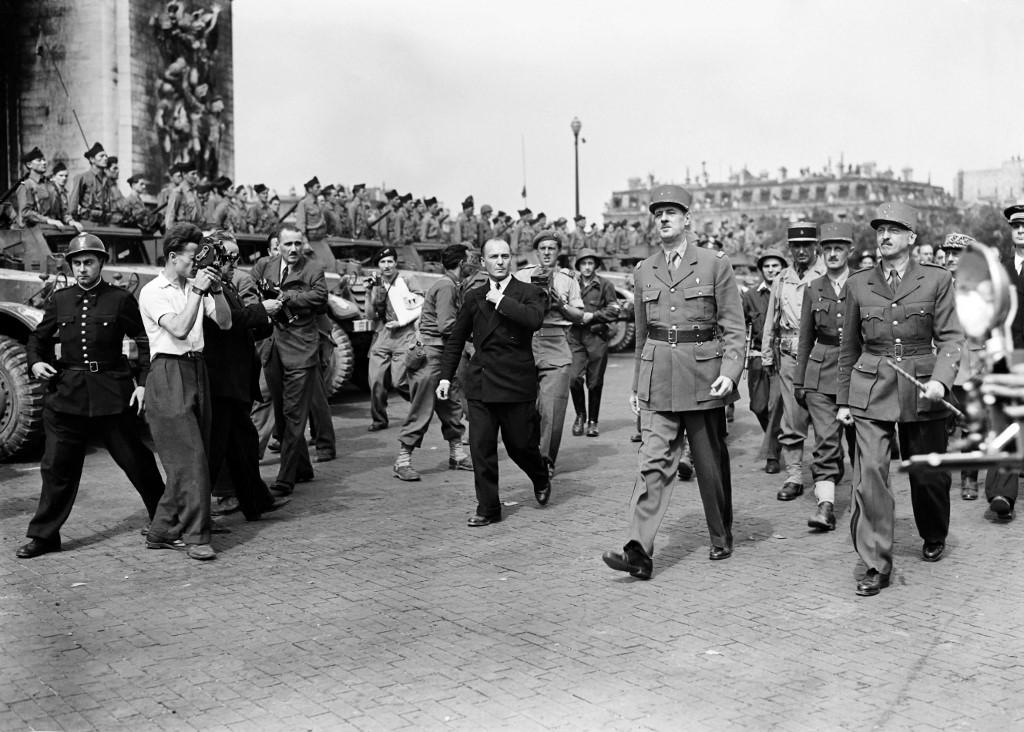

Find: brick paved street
[2,352,1023,731]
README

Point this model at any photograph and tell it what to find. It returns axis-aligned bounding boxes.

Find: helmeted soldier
[837,202,964,596]
[16,233,165,558]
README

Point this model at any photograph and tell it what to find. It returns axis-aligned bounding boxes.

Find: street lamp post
[570,117,582,218]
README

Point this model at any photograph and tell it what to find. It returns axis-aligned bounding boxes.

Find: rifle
[276,199,300,224]
[0,172,29,209]
[368,207,393,229]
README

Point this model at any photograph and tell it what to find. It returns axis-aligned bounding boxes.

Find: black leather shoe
[586,421,599,437]
[960,476,979,501]
[270,483,293,497]
[314,453,336,463]
[467,514,500,527]
[991,496,1014,519]
[535,479,551,506]
[367,422,389,432]
[602,547,653,580]
[765,458,780,474]
[777,482,804,501]
[709,546,732,561]
[808,502,836,531]
[572,415,585,436]
[856,569,891,596]
[296,472,314,483]
[16,538,61,559]
[678,461,694,481]
[922,541,945,562]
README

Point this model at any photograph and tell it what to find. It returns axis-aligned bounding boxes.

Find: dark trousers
[569,328,609,422]
[399,344,465,449]
[850,417,950,574]
[146,357,214,546]
[750,357,782,462]
[27,406,164,543]
[209,396,276,520]
[266,348,315,490]
[466,399,547,519]
[628,408,732,554]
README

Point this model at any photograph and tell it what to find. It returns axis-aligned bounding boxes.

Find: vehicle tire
[325,325,355,397]
[0,335,45,461]
[607,320,636,353]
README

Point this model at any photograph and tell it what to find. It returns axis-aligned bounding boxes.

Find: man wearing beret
[569,215,588,255]
[69,142,113,226]
[46,162,81,231]
[793,222,857,531]
[451,196,478,247]
[348,184,373,239]
[156,163,183,211]
[603,184,745,579]
[122,174,158,231]
[164,161,202,231]
[743,248,786,473]
[762,221,827,502]
[514,230,585,475]
[511,208,534,255]
[247,184,277,234]
[14,147,66,230]
[296,176,333,262]
[837,202,964,596]
[419,197,443,242]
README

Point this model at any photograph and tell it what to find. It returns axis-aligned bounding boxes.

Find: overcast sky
[234,0,1022,219]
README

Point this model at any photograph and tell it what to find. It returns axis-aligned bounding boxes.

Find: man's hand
[436,379,451,400]
[193,267,218,293]
[709,375,735,398]
[262,299,282,315]
[384,320,399,330]
[582,312,595,324]
[920,379,945,402]
[129,386,145,415]
[794,387,807,409]
[48,218,65,230]
[629,392,640,416]
[484,288,503,307]
[31,362,57,379]
[837,407,854,425]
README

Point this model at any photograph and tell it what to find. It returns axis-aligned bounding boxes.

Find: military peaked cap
[787,221,818,243]
[1003,203,1024,223]
[870,202,918,231]
[648,184,693,214]
[942,232,975,251]
[819,222,854,244]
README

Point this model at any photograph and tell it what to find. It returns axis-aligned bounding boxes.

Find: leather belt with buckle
[647,326,717,345]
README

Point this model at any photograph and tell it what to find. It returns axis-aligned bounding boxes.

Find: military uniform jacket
[575,275,619,337]
[165,186,202,229]
[741,282,770,357]
[837,261,963,422]
[419,213,441,242]
[213,199,247,232]
[794,274,847,396]
[632,245,745,411]
[295,195,326,238]
[451,213,477,246]
[68,170,111,222]
[247,202,277,234]
[15,177,56,228]
[27,280,150,417]
[439,277,546,402]
[760,257,827,362]
[250,254,328,370]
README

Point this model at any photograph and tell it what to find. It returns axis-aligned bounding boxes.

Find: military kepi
[648,184,693,214]
[819,222,854,244]
[787,221,818,242]
[1003,203,1024,223]
[870,202,918,231]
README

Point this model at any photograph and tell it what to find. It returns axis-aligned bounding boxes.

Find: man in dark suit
[250,223,329,496]
[837,202,963,596]
[203,234,290,519]
[436,238,549,527]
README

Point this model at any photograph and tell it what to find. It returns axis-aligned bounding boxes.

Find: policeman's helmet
[65,233,108,261]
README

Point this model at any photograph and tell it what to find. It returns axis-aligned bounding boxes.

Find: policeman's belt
[647,326,717,344]
[57,359,124,373]
[865,343,932,359]
[536,326,569,337]
[815,333,841,346]
[152,351,204,361]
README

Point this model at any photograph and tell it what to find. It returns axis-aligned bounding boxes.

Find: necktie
[888,270,900,294]
[281,265,289,282]
[670,252,680,271]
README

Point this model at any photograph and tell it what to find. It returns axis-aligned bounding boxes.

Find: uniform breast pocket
[861,306,886,341]
[641,288,661,322]
[812,301,832,328]
[683,286,715,322]
[904,301,934,339]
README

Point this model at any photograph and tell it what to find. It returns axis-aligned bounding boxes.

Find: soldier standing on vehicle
[513,230,585,476]
[105,156,126,222]
[761,222,826,502]
[793,223,857,532]
[164,162,202,231]
[16,233,165,559]
[478,204,494,243]
[837,202,963,596]
[213,184,247,233]
[568,248,619,437]
[348,184,372,239]
[14,147,66,230]
[295,175,326,240]
[451,196,477,246]
[602,185,745,580]
[122,174,158,232]
[419,197,443,242]
[246,184,277,234]
[156,163,183,210]
[47,163,81,231]
[569,215,588,255]
[68,142,113,226]
[380,189,403,246]
[511,208,534,255]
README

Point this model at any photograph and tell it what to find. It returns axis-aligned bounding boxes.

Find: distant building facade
[955,157,1024,205]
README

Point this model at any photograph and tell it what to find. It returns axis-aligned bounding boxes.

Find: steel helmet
[65,232,108,261]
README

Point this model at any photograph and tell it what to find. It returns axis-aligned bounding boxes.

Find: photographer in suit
[250,223,328,496]
[139,223,232,561]
[436,238,549,527]
[202,232,290,520]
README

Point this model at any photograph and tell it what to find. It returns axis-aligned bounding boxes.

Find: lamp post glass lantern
[570,117,582,218]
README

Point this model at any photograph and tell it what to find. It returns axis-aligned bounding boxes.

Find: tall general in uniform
[837,202,963,596]
[602,185,745,580]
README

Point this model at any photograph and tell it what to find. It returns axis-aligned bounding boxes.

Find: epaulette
[633,261,642,270]
[849,266,872,277]
[716,251,725,258]
[921,262,949,271]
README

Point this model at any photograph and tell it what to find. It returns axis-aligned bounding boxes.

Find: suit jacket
[439,277,545,402]
[837,261,963,422]
[1001,255,1024,349]
[794,274,847,396]
[632,244,745,411]
[203,283,272,403]
[250,254,328,369]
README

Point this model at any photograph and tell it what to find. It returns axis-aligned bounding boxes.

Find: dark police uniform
[22,279,164,552]
[838,203,963,586]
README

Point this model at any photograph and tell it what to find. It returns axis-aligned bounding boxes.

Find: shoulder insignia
[633,261,642,270]
[921,262,948,271]
[716,251,725,258]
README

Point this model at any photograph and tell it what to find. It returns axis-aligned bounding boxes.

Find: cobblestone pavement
[2,353,1023,731]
